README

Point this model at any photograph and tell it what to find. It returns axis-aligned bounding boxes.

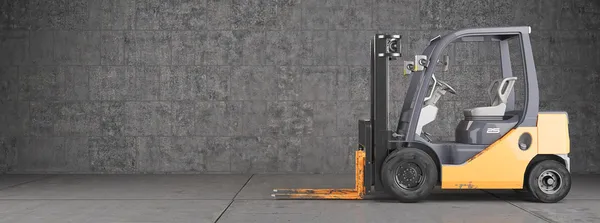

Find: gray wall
[1,0,599,174]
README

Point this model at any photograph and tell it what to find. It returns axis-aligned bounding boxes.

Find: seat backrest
[487,77,517,106]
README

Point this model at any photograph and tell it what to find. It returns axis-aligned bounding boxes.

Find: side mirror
[441,55,450,72]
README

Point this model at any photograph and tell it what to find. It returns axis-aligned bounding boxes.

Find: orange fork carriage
[271,150,366,199]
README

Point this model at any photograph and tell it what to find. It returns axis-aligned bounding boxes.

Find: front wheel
[381,148,438,202]
[527,160,571,203]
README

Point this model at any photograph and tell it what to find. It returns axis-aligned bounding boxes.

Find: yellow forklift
[272,26,571,203]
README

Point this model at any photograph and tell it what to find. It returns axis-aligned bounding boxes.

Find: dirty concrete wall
[0,0,599,174]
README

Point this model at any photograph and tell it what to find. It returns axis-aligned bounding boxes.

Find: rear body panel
[441,127,538,189]
[537,112,570,155]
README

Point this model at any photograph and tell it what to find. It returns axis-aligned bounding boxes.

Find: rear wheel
[381,148,438,202]
[527,160,571,203]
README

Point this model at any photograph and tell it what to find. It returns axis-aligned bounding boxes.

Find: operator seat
[463,77,518,118]
[455,76,519,145]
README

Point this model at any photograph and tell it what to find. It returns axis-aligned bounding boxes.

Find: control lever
[422,131,433,142]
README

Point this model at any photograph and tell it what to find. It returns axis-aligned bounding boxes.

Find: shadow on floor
[365,190,537,203]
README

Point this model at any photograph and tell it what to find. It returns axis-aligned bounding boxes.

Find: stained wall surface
[0,0,599,174]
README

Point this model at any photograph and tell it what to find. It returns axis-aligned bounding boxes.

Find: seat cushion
[463,104,507,117]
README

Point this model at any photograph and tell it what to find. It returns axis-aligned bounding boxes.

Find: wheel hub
[538,169,562,194]
[394,162,424,190]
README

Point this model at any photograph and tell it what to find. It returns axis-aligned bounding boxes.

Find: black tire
[381,148,438,203]
[527,160,571,203]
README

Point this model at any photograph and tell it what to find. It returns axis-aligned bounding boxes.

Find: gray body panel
[413,136,487,165]
[455,116,519,145]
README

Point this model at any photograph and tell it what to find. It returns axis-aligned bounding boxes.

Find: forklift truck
[272,26,572,203]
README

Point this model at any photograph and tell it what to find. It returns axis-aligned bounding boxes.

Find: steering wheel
[437,80,457,94]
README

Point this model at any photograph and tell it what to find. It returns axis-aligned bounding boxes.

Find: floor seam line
[0,175,58,191]
[483,190,558,223]
[214,174,254,223]
[504,201,558,223]
[0,198,239,201]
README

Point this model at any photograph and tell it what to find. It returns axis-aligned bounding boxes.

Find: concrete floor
[0,174,599,223]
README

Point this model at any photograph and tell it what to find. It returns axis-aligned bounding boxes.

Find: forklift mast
[360,34,402,193]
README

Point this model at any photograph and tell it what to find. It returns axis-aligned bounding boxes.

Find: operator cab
[398,29,531,165]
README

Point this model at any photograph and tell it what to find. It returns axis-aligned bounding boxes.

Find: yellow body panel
[537,113,570,154]
[441,127,538,189]
[441,112,571,189]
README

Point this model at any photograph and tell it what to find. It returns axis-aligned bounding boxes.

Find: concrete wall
[1,0,599,174]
